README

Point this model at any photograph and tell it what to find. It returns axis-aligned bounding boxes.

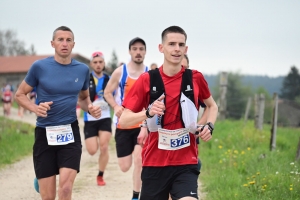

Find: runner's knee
[40,193,56,200]
[59,184,72,198]
[86,146,98,155]
[119,162,132,172]
[99,143,109,154]
[134,155,142,168]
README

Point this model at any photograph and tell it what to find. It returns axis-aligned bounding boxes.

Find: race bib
[46,124,74,145]
[93,99,109,111]
[158,128,190,150]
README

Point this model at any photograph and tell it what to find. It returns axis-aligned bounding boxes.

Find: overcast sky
[1,0,299,77]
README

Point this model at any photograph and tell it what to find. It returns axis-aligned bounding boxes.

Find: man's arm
[119,95,165,128]
[78,89,101,119]
[119,109,147,128]
[15,80,52,117]
[203,96,218,124]
[15,80,35,111]
[198,107,208,125]
[197,96,218,142]
[104,67,124,118]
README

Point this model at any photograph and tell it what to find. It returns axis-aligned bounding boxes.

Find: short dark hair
[161,26,187,42]
[52,26,74,40]
[184,54,189,66]
[129,37,146,50]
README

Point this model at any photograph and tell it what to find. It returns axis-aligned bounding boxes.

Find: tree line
[212,66,300,126]
[0,29,36,56]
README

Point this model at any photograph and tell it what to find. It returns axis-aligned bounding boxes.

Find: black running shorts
[84,118,112,139]
[115,127,140,158]
[140,165,200,200]
[33,120,82,179]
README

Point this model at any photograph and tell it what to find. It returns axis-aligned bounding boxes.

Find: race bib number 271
[46,124,74,146]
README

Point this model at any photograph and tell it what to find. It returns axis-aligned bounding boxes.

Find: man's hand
[114,105,124,118]
[36,101,53,117]
[149,95,165,116]
[137,127,148,147]
[199,125,212,142]
[88,104,101,119]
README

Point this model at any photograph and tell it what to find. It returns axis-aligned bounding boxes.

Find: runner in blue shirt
[15,26,101,200]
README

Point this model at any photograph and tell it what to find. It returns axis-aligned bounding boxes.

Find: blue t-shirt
[25,56,89,127]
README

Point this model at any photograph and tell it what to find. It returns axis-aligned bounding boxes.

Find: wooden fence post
[254,94,259,129]
[258,94,265,130]
[244,97,252,125]
[270,93,278,151]
[219,72,228,120]
[296,137,300,161]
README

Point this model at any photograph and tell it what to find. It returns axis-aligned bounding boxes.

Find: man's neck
[54,54,72,65]
[93,71,103,78]
[127,60,145,70]
[126,61,145,78]
[162,60,182,76]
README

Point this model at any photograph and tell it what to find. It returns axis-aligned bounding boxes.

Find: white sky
[1,0,299,77]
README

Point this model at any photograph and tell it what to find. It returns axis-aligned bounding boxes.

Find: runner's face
[129,42,146,64]
[181,57,188,69]
[159,33,187,65]
[51,30,75,58]
[91,57,105,74]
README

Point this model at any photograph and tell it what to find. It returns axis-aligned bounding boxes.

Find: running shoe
[97,176,106,186]
[34,177,39,193]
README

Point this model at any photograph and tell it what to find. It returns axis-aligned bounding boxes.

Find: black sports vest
[89,73,109,102]
[148,68,195,128]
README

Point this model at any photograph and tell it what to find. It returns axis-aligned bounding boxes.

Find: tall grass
[0,117,34,168]
[199,120,300,200]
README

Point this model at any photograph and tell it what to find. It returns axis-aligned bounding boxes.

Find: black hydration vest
[148,68,195,128]
[89,73,109,102]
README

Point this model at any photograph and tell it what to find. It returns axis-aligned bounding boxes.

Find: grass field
[199,120,300,200]
[0,117,34,168]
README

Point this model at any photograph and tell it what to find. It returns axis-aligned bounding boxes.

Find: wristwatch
[206,122,214,135]
[145,108,154,118]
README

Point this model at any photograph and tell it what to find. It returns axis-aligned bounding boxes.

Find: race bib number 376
[158,128,190,150]
[46,124,74,146]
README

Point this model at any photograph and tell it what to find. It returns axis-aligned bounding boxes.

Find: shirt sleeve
[82,65,90,90]
[24,61,39,87]
[122,73,150,112]
[194,70,211,102]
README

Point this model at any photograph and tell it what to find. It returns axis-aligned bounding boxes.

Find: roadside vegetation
[199,120,300,200]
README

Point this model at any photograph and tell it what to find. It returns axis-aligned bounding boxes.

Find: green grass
[199,120,300,200]
[0,117,35,168]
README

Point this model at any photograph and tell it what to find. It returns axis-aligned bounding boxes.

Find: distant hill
[203,74,284,96]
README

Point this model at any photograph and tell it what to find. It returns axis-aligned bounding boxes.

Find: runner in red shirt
[119,26,218,200]
[2,85,13,116]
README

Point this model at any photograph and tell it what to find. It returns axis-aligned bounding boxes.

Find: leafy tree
[280,66,300,100]
[0,29,36,56]
[106,50,119,74]
[295,96,300,105]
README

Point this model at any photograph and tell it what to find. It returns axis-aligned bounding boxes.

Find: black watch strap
[206,122,214,135]
[145,108,154,118]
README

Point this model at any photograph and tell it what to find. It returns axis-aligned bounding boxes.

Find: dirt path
[0,107,204,200]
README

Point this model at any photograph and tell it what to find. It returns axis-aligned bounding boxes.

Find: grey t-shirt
[25,56,89,127]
